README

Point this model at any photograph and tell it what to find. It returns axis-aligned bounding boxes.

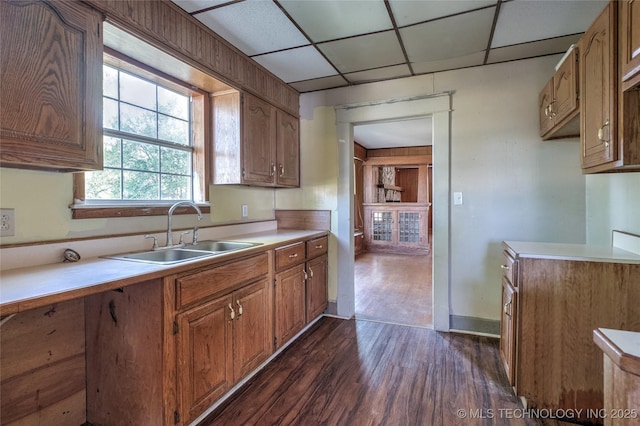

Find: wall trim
[449,315,500,337]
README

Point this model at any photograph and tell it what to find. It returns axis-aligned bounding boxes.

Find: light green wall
[0,167,275,244]
[586,172,640,245]
[275,106,339,300]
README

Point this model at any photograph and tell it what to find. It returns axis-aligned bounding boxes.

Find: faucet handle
[192,226,199,245]
[178,231,191,245]
[144,234,158,250]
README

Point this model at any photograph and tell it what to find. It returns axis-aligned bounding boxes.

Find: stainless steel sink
[188,240,262,252]
[105,248,215,264]
[104,240,262,264]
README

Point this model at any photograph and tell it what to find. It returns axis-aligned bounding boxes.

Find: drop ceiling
[173,0,607,94]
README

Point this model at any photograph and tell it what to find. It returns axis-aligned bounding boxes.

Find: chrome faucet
[165,201,203,248]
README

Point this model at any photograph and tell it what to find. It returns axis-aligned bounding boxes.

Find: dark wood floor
[202,317,572,426]
[355,252,432,327]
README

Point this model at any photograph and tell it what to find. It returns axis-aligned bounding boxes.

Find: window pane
[158,87,189,120]
[120,103,157,138]
[85,168,121,200]
[123,170,159,200]
[103,65,118,99]
[161,147,190,175]
[103,137,121,168]
[158,114,189,145]
[123,139,159,172]
[161,174,191,200]
[119,72,156,110]
[103,98,119,130]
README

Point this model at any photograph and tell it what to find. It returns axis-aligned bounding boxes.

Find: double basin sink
[105,240,262,265]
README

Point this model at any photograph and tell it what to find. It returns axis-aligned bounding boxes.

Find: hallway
[354,251,432,327]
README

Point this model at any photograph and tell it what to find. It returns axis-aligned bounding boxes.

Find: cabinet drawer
[501,251,517,286]
[306,236,328,259]
[275,242,305,271]
[177,253,269,309]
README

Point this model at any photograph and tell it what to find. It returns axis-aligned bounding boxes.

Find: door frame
[334,93,452,331]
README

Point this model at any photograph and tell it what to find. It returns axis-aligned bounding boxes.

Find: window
[85,64,194,201]
[72,50,211,219]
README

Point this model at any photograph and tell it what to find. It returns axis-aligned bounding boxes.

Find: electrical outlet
[241,204,249,218]
[1,208,15,237]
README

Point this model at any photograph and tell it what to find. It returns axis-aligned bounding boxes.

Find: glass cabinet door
[372,211,393,242]
[398,212,421,243]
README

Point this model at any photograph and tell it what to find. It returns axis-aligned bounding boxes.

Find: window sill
[70,203,211,219]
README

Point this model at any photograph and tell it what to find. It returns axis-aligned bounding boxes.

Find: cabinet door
[306,254,328,323]
[620,0,640,88]
[242,93,276,185]
[275,110,300,187]
[539,78,554,137]
[176,294,233,424]
[0,0,102,171]
[233,278,273,381]
[500,277,517,386]
[275,264,306,348]
[398,211,427,248]
[553,48,579,125]
[580,3,617,170]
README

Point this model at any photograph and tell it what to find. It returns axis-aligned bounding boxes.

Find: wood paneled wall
[83,0,299,116]
[396,168,419,202]
[1,299,86,425]
[275,210,331,231]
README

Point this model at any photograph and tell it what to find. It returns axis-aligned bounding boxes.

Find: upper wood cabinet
[579,1,640,173]
[580,3,617,170]
[620,0,640,90]
[539,47,579,140]
[212,92,300,187]
[0,0,103,171]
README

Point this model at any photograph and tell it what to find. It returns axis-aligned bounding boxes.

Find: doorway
[334,93,452,331]
[352,130,433,327]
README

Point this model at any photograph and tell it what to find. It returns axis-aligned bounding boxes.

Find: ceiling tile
[389,0,497,27]
[401,7,495,63]
[345,64,411,83]
[491,0,608,48]
[252,46,337,83]
[289,75,349,93]
[279,0,392,42]
[318,31,405,74]
[487,34,581,64]
[172,0,230,14]
[412,52,485,74]
[194,0,309,56]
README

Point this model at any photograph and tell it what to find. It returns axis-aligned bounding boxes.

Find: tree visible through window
[85,64,194,202]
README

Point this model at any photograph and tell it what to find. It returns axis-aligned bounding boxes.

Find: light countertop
[0,229,327,315]
[503,241,640,264]
[593,328,640,376]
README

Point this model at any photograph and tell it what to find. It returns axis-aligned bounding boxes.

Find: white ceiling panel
[318,31,405,74]
[280,0,392,42]
[289,75,349,93]
[491,0,607,48]
[355,118,433,149]
[401,7,495,63]
[194,0,309,56]
[172,0,230,14]
[345,64,411,83]
[412,51,485,74]
[253,46,337,83]
[389,0,497,27]
[487,34,581,64]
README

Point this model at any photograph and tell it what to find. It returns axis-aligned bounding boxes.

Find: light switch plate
[241,204,249,218]
[453,192,463,205]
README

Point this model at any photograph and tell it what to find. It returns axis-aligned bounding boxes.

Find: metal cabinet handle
[503,299,512,317]
[288,253,298,259]
[270,163,276,176]
[228,303,235,320]
[315,244,323,249]
[309,266,314,278]
[279,164,285,176]
[500,265,510,270]
[236,300,243,317]
[597,120,610,148]
[303,269,308,280]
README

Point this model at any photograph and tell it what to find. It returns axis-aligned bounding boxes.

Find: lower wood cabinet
[306,254,328,323]
[176,277,272,424]
[501,242,640,423]
[274,262,307,348]
[363,204,430,254]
